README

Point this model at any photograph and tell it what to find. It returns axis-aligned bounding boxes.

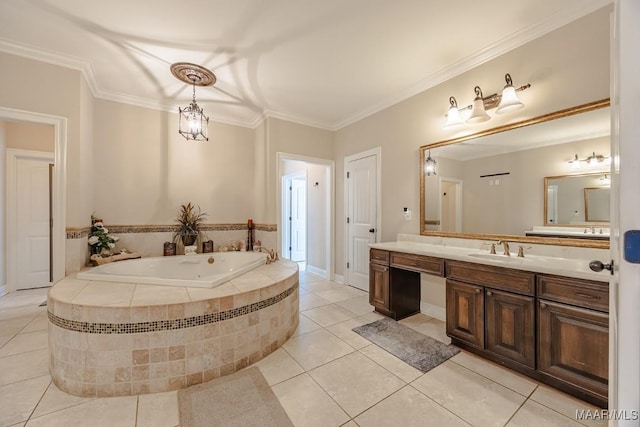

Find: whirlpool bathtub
[48,255,299,397]
[77,251,268,288]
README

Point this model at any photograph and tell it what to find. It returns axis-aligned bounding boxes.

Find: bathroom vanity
[369,242,609,408]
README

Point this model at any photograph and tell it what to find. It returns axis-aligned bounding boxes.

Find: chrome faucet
[496,240,510,256]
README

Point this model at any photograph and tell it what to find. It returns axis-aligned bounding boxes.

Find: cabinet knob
[540,302,547,309]
[486,291,493,297]
[475,288,481,294]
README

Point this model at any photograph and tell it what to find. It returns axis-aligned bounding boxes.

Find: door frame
[6,149,54,290]
[344,147,382,287]
[276,152,334,280]
[2,107,67,294]
[281,171,307,261]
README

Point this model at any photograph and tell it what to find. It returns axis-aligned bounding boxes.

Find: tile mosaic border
[66,223,277,239]
[48,282,297,334]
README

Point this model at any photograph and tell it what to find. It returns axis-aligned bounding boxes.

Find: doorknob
[589,260,614,275]
[369,228,376,233]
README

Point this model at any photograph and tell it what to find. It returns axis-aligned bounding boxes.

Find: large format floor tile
[0,271,605,426]
[412,361,527,427]
[272,373,350,427]
[309,351,406,417]
[282,329,355,371]
[26,396,138,427]
[355,385,471,427]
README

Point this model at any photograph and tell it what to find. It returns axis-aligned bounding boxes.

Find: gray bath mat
[353,317,459,373]
[178,366,293,427]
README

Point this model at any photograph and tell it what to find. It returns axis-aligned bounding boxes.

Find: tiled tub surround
[64,223,278,273]
[47,259,299,397]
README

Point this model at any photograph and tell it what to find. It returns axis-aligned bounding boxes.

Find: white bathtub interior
[76,252,268,288]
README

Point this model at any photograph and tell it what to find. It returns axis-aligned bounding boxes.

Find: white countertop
[370,241,610,282]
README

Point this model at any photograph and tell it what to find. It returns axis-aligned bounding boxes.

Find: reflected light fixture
[171,62,216,141]
[600,174,611,185]
[424,150,437,176]
[444,73,530,128]
[568,152,611,169]
[569,154,582,170]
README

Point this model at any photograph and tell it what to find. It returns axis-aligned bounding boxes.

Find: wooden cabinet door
[369,263,389,310]
[485,289,535,368]
[446,279,484,349]
[538,300,608,401]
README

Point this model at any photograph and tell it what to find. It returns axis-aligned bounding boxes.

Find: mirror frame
[419,98,610,249]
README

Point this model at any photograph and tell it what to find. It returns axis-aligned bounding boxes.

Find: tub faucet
[260,248,279,264]
[496,240,510,256]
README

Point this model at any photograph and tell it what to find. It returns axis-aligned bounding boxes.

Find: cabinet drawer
[537,274,609,313]
[446,260,535,296]
[390,252,445,276]
[370,249,389,265]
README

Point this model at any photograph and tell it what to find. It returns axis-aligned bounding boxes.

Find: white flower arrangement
[88,215,118,255]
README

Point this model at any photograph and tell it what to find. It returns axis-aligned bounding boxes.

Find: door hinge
[289,216,292,221]
[347,262,350,269]
[347,172,350,178]
[347,217,350,224]
[289,246,292,251]
[289,186,292,190]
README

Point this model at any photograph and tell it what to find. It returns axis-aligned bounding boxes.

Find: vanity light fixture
[171,62,216,141]
[600,174,611,185]
[424,150,437,176]
[496,74,525,113]
[466,86,491,123]
[444,97,464,128]
[444,73,530,128]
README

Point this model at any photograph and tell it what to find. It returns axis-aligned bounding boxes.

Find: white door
[16,157,52,289]
[610,0,640,413]
[347,153,378,291]
[290,178,306,262]
[440,178,462,232]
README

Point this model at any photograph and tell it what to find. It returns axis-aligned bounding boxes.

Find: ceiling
[0,0,612,130]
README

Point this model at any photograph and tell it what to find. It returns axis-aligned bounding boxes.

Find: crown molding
[333,0,613,130]
[0,0,613,133]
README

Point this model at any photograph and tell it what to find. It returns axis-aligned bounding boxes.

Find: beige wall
[92,100,256,225]
[265,118,334,223]
[450,136,610,234]
[4,121,54,152]
[334,6,611,275]
[0,122,5,288]
[0,52,89,226]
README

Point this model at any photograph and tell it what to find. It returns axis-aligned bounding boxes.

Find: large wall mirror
[419,99,610,248]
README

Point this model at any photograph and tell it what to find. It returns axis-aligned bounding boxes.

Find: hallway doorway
[277,153,334,280]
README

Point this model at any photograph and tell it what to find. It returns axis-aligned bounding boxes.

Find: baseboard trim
[306,264,326,279]
[334,274,345,284]
[420,301,446,322]
[0,283,8,297]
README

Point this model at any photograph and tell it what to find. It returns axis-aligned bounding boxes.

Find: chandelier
[170,63,216,141]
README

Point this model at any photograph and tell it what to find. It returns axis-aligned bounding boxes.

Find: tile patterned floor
[0,271,606,427]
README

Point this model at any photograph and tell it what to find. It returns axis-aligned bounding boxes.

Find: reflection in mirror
[585,187,610,222]
[420,99,610,248]
[544,174,610,225]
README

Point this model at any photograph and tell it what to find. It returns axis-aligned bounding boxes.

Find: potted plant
[173,203,207,254]
[88,214,119,256]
